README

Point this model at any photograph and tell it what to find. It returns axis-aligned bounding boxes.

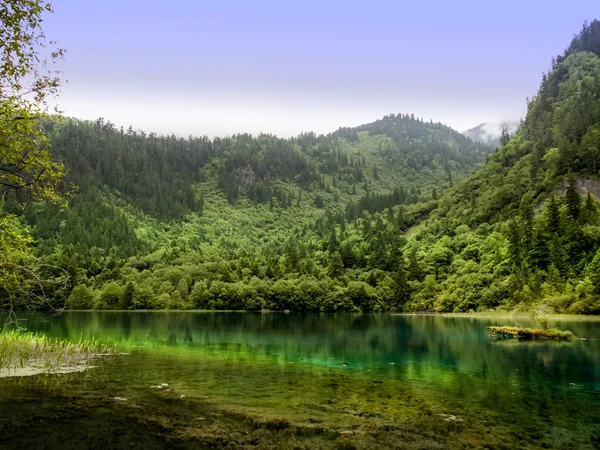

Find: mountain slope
[1,113,489,311]
[42,114,488,218]
[6,20,600,315]
[405,20,600,314]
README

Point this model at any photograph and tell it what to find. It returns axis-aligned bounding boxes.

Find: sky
[44,0,598,138]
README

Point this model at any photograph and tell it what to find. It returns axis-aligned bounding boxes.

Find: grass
[0,330,114,376]
[488,326,575,340]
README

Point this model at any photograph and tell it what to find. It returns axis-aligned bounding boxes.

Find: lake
[1,312,599,449]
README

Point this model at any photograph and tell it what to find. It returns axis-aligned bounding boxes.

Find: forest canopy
[2,16,600,316]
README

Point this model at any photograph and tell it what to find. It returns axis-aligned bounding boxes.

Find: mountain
[4,20,600,315]
[1,113,490,312]
[463,121,520,147]
[405,19,600,314]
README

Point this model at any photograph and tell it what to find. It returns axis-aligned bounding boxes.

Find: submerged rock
[439,414,463,422]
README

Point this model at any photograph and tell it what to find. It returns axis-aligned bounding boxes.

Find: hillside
[1,113,489,312]
[4,20,600,315]
[405,20,600,314]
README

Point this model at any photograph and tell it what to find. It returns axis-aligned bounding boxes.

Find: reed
[0,330,114,375]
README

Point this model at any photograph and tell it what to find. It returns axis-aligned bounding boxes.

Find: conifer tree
[565,175,581,220]
[546,196,561,234]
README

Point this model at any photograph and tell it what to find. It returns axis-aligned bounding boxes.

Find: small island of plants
[488,326,575,341]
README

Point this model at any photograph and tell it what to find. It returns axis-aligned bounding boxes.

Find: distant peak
[462,120,520,147]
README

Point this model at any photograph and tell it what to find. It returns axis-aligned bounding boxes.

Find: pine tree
[327,252,344,278]
[528,227,550,270]
[499,126,511,146]
[120,282,135,309]
[327,229,339,253]
[507,220,523,272]
[407,247,423,281]
[393,265,410,308]
[546,196,561,234]
[565,175,581,220]
[582,193,597,223]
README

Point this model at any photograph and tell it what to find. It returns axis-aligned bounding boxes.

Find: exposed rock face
[234,165,256,195]
[573,177,600,198]
[535,176,600,214]
[556,177,600,197]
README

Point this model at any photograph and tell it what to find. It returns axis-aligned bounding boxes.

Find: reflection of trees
[6,312,600,391]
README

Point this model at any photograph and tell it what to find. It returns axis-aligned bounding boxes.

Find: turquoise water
[1,312,599,449]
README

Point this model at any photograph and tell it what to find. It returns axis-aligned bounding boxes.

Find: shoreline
[54,309,600,321]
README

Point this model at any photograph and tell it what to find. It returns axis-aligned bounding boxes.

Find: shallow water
[1,312,599,449]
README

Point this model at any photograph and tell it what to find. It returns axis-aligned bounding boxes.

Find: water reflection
[2,312,600,447]
[10,311,600,388]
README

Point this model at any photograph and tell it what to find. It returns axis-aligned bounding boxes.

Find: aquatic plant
[0,330,114,376]
[488,326,575,340]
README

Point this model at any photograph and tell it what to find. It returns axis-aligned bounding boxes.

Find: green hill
[5,20,600,315]
[1,112,489,312]
[404,20,600,314]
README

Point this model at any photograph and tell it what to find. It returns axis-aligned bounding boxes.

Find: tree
[581,124,600,175]
[528,225,550,270]
[66,285,95,310]
[326,229,339,253]
[499,126,511,146]
[327,251,344,278]
[119,281,135,310]
[507,220,524,273]
[588,249,600,294]
[546,196,561,234]
[565,175,581,221]
[0,0,65,318]
[582,193,597,224]
[393,265,410,308]
[1,0,65,203]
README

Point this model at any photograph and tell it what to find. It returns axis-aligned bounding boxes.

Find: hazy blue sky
[45,0,597,138]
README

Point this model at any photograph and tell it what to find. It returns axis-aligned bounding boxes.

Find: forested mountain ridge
[405,20,600,314]
[37,113,489,218]
[0,111,490,312]
[4,20,600,315]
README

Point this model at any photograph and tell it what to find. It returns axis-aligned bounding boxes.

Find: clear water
[1,312,599,449]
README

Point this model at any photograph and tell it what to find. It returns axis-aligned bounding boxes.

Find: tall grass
[0,330,114,374]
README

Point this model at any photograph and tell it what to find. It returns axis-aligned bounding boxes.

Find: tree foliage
[5,17,600,316]
[0,0,65,315]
